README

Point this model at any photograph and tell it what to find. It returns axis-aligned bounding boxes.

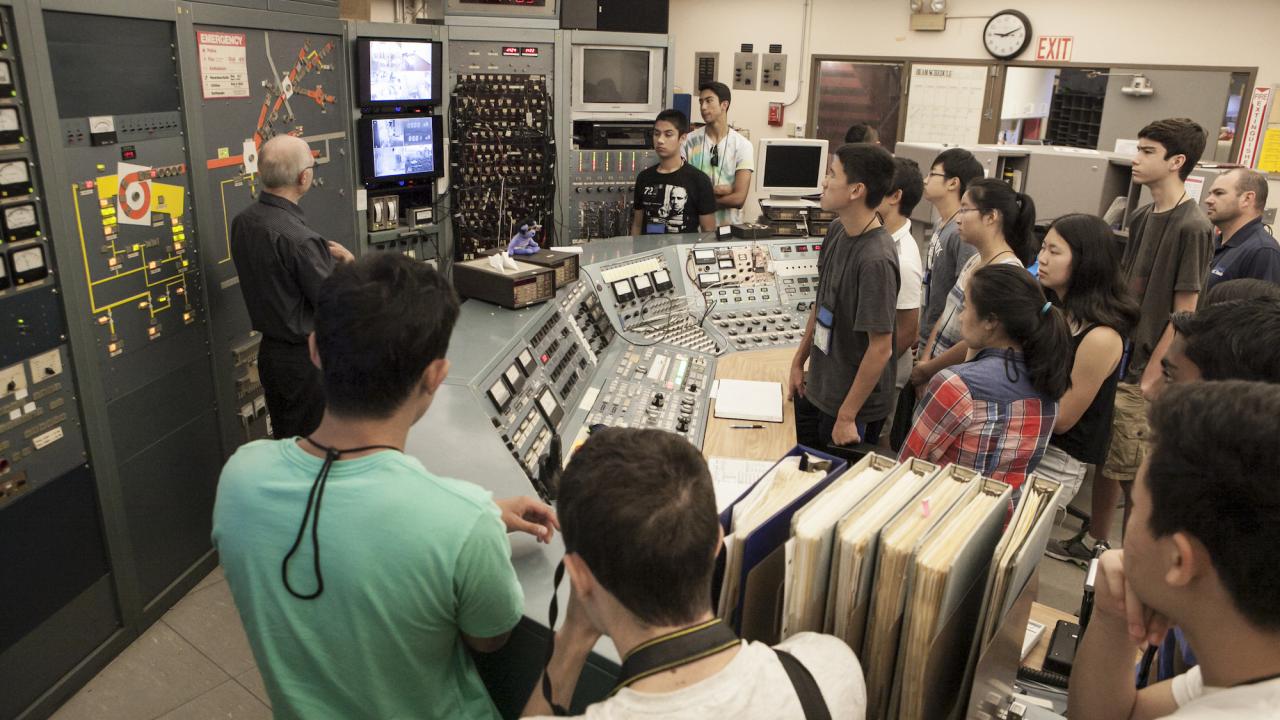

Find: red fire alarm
[768,102,784,126]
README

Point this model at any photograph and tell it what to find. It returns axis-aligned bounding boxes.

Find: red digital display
[501,46,520,56]
[796,245,807,252]
[813,244,822,251]
[521,47,539,57]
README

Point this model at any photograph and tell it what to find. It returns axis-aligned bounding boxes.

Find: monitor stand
[761,196,819,209]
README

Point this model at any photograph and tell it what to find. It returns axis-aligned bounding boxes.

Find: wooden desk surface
[701,347,797,461]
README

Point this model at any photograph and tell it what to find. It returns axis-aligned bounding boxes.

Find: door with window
[811,60,904,151]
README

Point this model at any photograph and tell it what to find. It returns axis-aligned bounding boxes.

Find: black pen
[730,424,764,429]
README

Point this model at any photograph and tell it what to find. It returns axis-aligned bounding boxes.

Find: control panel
[0,8,90,508]
[689,241,820,349]
[478,342,562,497]
[563,279,616,357]
[448,40,556,259]
[585,346,714,444]
[191,25,352,445]
[594,251,723,355]
[563,148,656,242]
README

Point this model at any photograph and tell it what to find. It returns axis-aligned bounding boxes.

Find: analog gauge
[0,108,18,131]
[0,61,11,85]
[5,203,36,227]
[0,160,28,185]
[89,117,113,133]
[10,245,47,284]
[0,253,9,290]
[0,160,29,196]
[3,203,38,240]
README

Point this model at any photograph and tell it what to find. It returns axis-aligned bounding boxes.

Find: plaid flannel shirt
[899,348,1057,488]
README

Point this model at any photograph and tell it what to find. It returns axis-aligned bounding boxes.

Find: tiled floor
[50,567,272,720]
[48,477,1124,719]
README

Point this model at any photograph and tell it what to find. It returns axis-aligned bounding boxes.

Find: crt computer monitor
[570,45,665,116]
[756,138,830,197]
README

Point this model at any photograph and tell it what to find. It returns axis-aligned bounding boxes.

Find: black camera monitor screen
[368,40,436,102]
[368,115,439,181]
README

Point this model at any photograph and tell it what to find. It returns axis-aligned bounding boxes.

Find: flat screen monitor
[356,38,442,108]
[756,138,830,197]
[359,114,444,185]
[571,44,665,117]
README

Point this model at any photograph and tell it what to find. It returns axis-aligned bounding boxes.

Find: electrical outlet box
[27,348,62,384]
[0,363,27,396]
[794,123,805,138]
[733,52,758,91]
[761,53,787,92]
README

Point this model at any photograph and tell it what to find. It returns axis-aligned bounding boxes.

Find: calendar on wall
[903,64,987,145]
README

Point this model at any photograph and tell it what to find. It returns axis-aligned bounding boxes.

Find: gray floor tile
[234,667,272,708]
[50,622,228,720]
[191,566,225,593]
[163,580,257,677]
[156,679,271,720]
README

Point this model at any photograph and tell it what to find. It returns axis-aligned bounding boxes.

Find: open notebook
[828,458,940,651]
[861,465,987,720]
[890,478,1012,720]
[780,453,898,639]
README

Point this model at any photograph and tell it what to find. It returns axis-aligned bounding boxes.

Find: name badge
[814,304,834,355]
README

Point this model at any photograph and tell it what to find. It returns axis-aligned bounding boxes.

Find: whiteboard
[903,64,988,145]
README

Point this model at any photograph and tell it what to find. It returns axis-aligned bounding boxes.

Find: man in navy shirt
[1202,168,1280,296]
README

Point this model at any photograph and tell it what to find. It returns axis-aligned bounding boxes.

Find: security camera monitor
[359,114,444,184]
[357,38,442,108]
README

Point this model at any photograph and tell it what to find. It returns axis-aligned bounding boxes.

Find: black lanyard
[539,561,830,719]
[613,619,740,694]
[539,562,738,714]
[281,437,401,600]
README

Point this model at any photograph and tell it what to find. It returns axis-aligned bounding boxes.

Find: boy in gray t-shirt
[790,144,899,449]
[918,148,984,347]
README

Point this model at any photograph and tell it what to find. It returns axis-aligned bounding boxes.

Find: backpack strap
[774,649,833,720]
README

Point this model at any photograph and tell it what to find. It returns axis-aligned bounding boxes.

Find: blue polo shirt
[1205,217,1280,293]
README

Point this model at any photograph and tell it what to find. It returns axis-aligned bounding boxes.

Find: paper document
[709,456,777,513]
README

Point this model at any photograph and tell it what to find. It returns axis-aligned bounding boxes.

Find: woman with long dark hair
[911,178,1040,391]
[900,263,1070,489]
[1038,215,1140,562]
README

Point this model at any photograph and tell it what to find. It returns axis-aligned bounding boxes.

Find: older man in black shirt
[231,134,354,439]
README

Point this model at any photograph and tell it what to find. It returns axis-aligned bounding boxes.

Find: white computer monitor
[756,138,829,198]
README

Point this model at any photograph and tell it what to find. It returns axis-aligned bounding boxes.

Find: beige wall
[668,0,1277,217]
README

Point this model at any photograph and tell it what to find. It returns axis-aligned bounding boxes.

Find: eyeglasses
[956,206,981,214]
[927,172,947,180]
[710,144,720,168]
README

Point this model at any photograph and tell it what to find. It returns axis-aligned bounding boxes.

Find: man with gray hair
[1202,167,1280,295]
[231,133,355,439]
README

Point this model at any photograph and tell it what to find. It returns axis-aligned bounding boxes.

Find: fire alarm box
[768,102,784,126]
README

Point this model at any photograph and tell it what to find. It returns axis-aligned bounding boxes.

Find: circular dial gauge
[0,108,18,132]
[983,10,1032,60]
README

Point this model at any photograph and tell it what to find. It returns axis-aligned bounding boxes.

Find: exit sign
[1035,36,1074,62]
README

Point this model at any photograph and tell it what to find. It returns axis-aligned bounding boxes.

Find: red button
[540,354,550,364]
